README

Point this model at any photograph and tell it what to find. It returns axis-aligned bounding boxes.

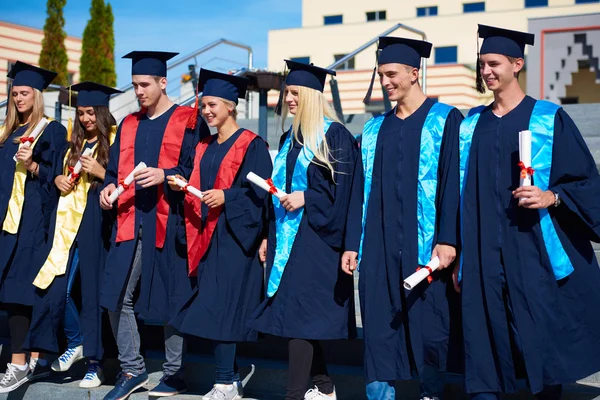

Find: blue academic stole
[357,102,454,268]
[266,118,333,297]
[458,100,573,281]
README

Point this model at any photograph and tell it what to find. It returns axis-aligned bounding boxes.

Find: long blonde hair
[0,88,45,146]
[280,86,340,179]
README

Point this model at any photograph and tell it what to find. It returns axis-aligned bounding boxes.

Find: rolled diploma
[403,257,440,291]
[519,130,532,187]
[108,162,147,204]
[172,177,203,199]
[246,172,286,199]
[13,118,49,162]
[69,148,94,181]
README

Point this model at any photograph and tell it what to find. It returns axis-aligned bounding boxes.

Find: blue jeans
[108,234,186,377]
[64,249,83,349]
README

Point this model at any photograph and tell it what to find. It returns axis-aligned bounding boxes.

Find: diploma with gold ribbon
[13,118,49,162]
[109,162,146,204]
[246,171,286,199]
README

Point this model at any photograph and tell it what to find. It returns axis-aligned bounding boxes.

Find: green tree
[80,0,116,87]
[101,2,116,87]
[39,0,69,86]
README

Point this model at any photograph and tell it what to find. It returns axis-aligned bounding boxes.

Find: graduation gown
[345,98,463,383]
[170,129,272,341]
[26,141,114,358]
[100,105,203,323]
[461,95,600,394]
[248,122,359,340]
[0,121,66,307]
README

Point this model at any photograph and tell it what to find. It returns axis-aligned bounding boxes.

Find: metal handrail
[326,23,428,93]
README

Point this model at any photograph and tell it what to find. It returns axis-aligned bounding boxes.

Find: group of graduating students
[1,22,600,400]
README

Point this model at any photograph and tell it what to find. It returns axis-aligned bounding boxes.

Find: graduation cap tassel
[186,93,199,130]
[67,85,73,141]
[363,67,377,105]
[274,63,287,116]
[475,33,486,94]
[274,86,285,116]
[476,53,486,94]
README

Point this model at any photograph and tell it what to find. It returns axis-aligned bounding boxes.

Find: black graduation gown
[248,122,359,340]
[0,121,66,307]
[26,141,114,359]
[345,98,463,383]
[461,95,600,394]
[100,105,204,323]
[170,129,272,341]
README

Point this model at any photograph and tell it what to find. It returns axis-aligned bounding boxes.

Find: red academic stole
[185,130,257,276]
[116,106,194,248]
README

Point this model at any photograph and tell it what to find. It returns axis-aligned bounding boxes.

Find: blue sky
[1,0,301,87]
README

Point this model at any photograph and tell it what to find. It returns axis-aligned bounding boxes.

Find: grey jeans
[108,232,186,377]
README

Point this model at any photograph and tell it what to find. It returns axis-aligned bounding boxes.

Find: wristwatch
[552,191,561,207]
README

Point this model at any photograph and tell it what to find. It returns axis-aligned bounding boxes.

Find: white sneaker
[79,362,105,388]
[51,345,84,372]
[203,384,241,400]
[304,386,337,400]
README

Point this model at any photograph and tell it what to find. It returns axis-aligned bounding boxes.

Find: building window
[290,56,310,64]
[417,6,438,17]
[68,72,75,86]
[366,10,387,21]
[435,46,458,64]
[334,54,355,70]
[324,15,343,25]
[463,2,485,12]
[560,97,578,104]
[575,0,599,3]
[524,0,548,7]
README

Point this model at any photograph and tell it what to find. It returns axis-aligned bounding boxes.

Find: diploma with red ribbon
[108,162,147,204]
[246,172,287,199]
[68,148,94,183]
[13,118,49,162]
[518,130,533,187]
[172,177,203,199]
[403,257,440,290]
[518,130,533,204]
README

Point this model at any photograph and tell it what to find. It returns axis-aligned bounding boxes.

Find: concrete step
[1,352,599,400]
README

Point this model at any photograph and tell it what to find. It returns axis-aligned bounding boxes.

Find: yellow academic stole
[33,126,117,289]
[2,119,53,234]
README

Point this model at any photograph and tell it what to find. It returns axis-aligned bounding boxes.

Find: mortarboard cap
[378,36,432,68]
[284,60,336,92]
[478,24,535,58]
[198,69,248,104]
[8,61,57,91]
[70,81,122,107]
[122,51,178,77]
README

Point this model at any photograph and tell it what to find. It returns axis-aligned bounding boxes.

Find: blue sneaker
[148,374,187,397]
[103,371,149,400]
